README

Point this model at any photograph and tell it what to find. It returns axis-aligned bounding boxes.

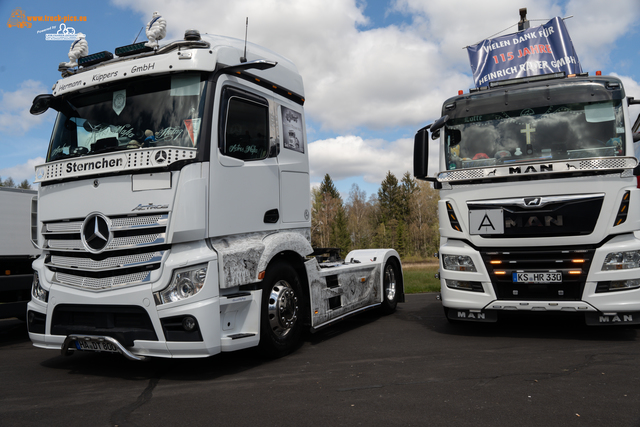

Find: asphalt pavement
[1,293,639,427]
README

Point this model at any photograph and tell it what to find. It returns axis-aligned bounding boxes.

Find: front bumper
[439,234,640,318]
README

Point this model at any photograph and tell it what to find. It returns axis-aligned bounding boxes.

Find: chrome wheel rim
[267,280,299,338]
[384,264,397,301]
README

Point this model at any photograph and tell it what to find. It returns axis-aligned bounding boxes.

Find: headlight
[442,254,477,272]
[31,272,48,303]
[154,264,208,305]
[602,250,640,270]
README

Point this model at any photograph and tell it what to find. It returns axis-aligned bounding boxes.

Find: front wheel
[258,261,306,358]
[380,259,400,314]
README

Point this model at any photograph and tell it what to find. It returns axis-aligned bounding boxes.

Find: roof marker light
[458,90,463,95]
[596,71,602,76]
[78,51,114,67]
[115,42,153,57]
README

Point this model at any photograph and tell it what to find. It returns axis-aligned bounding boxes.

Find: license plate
[75,339,119,353]
[469,209,504,235]
[512,272,562,283]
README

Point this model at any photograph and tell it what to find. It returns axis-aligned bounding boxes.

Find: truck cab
[415,72,640,325]
[27,29,403,360]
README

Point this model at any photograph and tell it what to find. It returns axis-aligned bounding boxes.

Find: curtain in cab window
[223,96,269,161]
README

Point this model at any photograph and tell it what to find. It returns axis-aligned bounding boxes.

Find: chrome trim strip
[467,193,605,209]
[48,251,165,271]
[437,157,637,183]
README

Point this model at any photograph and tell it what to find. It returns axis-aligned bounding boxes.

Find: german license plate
[512,272,562,283]
[75,339,118,353]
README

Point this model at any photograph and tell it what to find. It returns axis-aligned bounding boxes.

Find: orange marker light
[494,271,506,275]
[596,71,602,76]
[458,90,463,95]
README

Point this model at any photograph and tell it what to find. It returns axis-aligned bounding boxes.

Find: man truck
[27,28,403,360]
[415,69,640,325]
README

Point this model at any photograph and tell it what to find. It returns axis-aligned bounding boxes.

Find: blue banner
[467,17,582,88]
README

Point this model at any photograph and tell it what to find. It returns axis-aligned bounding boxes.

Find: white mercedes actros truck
[414,71,640,325]
[27,29,403,360]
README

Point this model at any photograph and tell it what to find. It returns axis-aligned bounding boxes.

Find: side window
[220,87,269,161]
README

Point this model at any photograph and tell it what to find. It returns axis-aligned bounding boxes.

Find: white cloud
[0,157,44,184]
[565,0,640,70]
[0,80,51,135]
[309,135,413,184]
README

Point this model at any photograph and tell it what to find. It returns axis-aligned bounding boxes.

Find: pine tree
[319,173,341,200]
[400,172,417,219]
[331,206,350,255]
[377,171,400,223]
[3,177,16,188]
[18,179,32,190]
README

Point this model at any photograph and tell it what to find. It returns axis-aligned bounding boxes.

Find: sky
[1,0,639,198]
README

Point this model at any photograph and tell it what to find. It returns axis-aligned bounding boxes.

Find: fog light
[597,279,640,292]
[445,279,483,292]
[182,316,197,331]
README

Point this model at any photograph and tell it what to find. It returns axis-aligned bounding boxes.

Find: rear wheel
[258,261,305,358]
[380,259,400,314]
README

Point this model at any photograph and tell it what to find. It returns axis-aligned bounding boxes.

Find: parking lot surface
[1,293,639,426]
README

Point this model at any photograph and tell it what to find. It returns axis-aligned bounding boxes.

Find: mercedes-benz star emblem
[81,213,111,253]
[155,150,168,164]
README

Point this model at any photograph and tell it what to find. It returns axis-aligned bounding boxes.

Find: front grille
[42,213,168,291]
[481,247,595,300]
[51,304,158,346]
[55,271,152,290]
[468,194,603,238]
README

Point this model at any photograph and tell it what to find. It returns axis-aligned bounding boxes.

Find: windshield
[444,100,625,170]
[47,73,208,162]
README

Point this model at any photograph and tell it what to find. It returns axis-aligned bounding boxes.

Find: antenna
[133,27,144,44]
[240,17,248,63]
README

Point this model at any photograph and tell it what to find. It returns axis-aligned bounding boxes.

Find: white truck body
[0,187,38,319]
[414,72,640,325]
[27,31,403,360]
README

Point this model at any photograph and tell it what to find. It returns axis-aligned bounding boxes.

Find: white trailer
[27,27,403,360]
[0,187,38,320]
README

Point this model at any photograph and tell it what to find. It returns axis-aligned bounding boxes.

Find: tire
[380,259,400,315]
[258,260,305,358]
